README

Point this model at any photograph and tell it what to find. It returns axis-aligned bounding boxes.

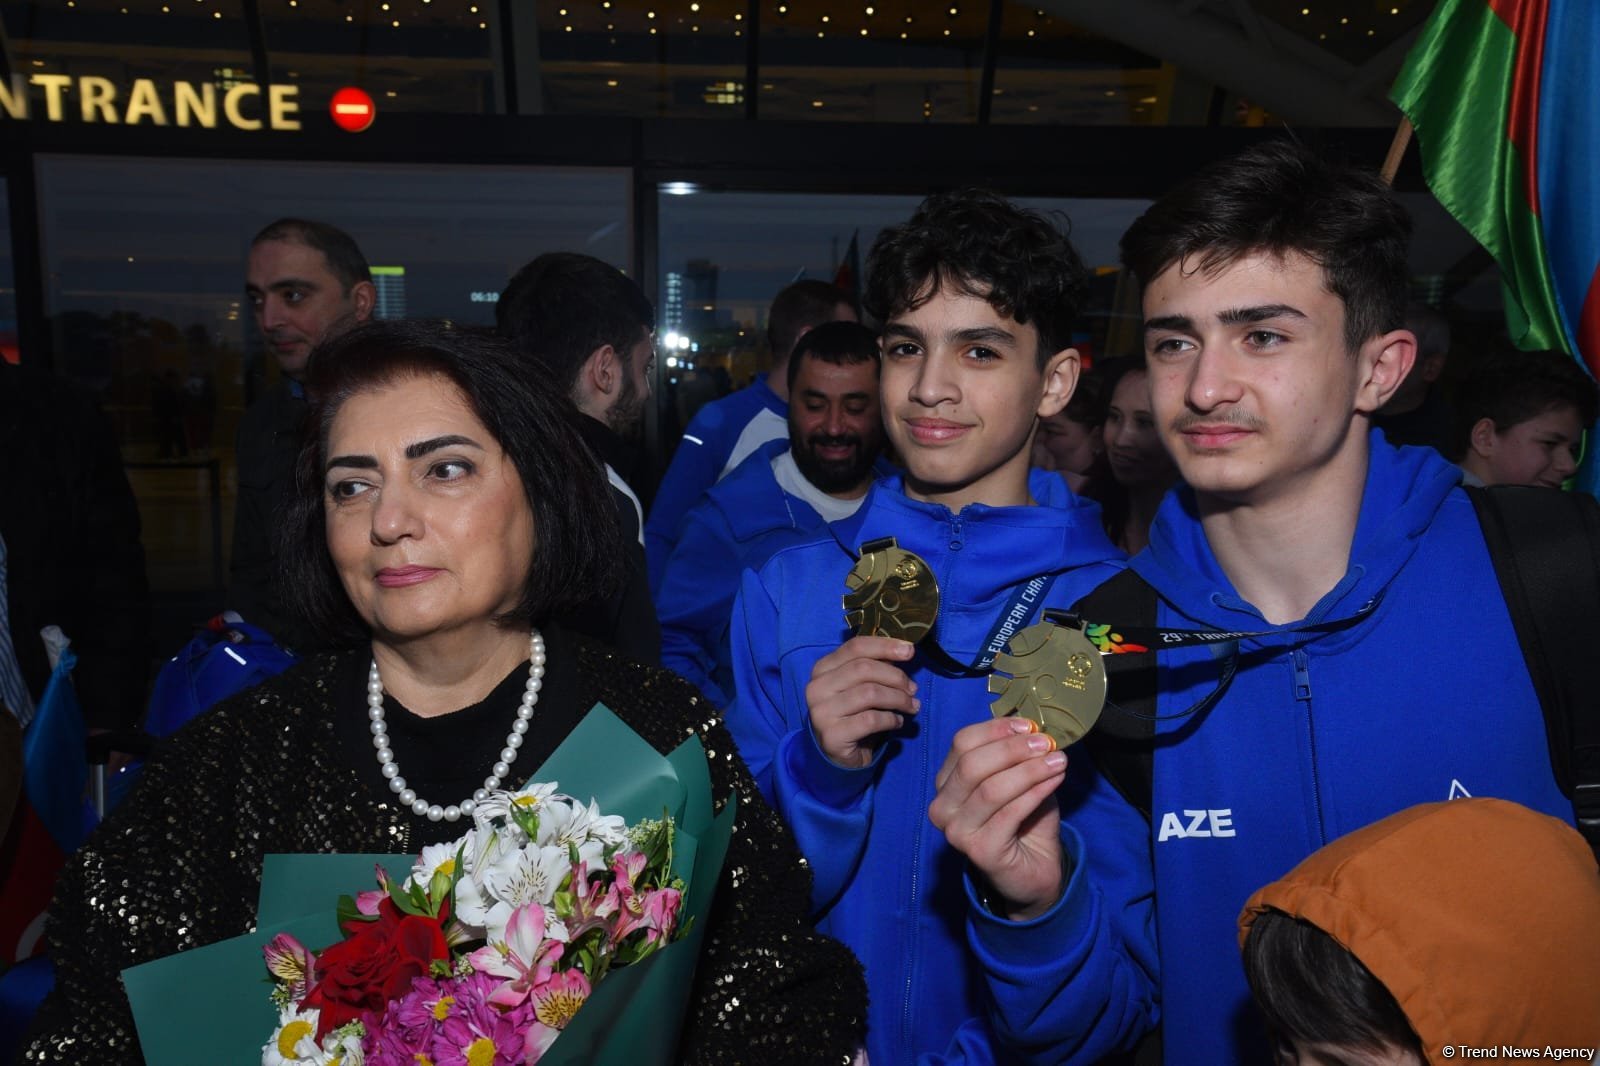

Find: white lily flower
[541,797,627,864]
[452,870,497,932]
[482,843,572,910]
[482,898,571,947]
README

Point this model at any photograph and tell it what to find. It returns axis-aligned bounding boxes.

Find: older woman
[24,321,866,1062]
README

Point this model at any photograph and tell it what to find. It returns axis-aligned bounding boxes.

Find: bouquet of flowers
[261,782,687,1065]
[122,706,735,1066]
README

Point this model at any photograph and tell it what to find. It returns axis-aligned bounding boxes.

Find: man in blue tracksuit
[725,191,1158,1065]
[1107,140,1576,1063]
[645,280,858,592]
[658,321,887,706]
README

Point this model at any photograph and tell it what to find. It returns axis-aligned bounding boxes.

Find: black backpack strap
[1071,568,1164,1066]
[1466,484,1600,861]
[1076,568,1158,822]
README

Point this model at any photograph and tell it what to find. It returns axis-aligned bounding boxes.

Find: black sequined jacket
[24,634,867,1064]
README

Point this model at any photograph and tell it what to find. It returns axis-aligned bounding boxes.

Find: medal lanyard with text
[1048,591,1384,724]
[841,535,1384,748]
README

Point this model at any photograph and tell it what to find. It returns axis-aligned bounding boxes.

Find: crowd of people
[8,136,1600,1063]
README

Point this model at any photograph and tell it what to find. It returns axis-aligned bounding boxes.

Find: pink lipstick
[376,566,441,588]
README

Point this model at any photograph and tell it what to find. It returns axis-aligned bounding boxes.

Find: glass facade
[35,155,629,605]
[0,0,1518,642]
[990,2,1176,126]
[653,187,1154,436]
[261,0,500,115]
[3,0,255,93]
[2,0,501,118]
[535,0,748,118]
[756,0,988,123]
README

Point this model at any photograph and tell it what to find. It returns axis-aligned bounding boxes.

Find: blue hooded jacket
[646,379,788,592]
[1126,433,1572,1064]
[657,438,838,707]
[726,472,1158,1065]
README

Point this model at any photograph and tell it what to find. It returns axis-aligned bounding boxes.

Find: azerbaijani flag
[1390,0,1600,377]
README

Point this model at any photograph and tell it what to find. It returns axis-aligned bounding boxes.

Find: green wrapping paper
[122,704,736,1065]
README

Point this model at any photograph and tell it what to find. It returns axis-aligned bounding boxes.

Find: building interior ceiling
[0,0,1434,127]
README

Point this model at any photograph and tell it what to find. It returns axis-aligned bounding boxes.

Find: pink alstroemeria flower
[262,933,316,998]
[466,902,565,1010]
[524,969,591,1059]
[610,851,682,945]
[609,851,649,936]
[560,860,620,942]
[638,886,683,945]
[354,863,393,917]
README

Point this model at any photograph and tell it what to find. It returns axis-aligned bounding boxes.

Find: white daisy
[262,1006,328,1066]
[406,834,475,895]
[472,781,560,832]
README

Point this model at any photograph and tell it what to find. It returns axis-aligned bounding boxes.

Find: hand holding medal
[805,537,941,770]
[842,538,1110,751]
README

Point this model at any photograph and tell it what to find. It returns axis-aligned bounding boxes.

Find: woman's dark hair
[1120,139,1411,354]
[864,188,1090,365]
[1242,909,1424,1059]
[279,320,623,646]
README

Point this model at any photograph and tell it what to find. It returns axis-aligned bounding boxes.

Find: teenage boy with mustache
[1103,140,1579,1064]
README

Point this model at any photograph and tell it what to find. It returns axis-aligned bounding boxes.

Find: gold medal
[843,538,940,644]
[988,621,1107,749]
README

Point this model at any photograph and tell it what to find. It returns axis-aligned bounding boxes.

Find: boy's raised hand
[929,717,1068,921]
[806,635,920,768]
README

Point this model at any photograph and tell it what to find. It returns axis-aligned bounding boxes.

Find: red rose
[303,898,449,1037]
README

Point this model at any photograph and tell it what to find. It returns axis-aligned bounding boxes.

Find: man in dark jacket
[233,219,375,649]
[496,252,661,663]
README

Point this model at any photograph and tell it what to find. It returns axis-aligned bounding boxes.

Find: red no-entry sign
[329,87,376,133]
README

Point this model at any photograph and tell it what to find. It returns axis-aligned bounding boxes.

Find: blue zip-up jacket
[726,473,1158,1066]
[657,438,836,707]
[1127,433,1572,1065]
[646,379,788,593]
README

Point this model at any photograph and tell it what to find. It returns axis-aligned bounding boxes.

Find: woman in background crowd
[1094,355,1179,554]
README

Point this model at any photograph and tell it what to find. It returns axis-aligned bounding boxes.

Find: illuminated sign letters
[0,74,302,131]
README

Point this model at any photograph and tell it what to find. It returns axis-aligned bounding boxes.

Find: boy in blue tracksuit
[659,322,887,706]
[725,191,1158,1065]
[1107,141,1577,1063]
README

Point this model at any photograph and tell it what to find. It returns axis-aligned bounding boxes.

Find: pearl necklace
[368,630,545,824]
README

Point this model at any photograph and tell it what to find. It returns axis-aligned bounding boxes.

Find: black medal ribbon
[1053,590,1384,652]
[1045,590,1385,724]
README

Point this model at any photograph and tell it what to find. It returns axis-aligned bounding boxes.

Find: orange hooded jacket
[1239,798,1600,1061]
